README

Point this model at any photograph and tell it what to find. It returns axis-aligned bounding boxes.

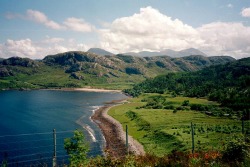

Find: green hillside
[125,57,250,115]
[0,51,235,90]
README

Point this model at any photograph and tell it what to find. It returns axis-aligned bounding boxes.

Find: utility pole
[126,125,129,154]
[53,129,57,167]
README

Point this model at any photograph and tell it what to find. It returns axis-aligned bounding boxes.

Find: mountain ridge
[121,48,208,57]
[0,51,236,90]
[88,47,208,57]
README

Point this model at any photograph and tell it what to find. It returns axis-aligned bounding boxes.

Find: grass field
[108,93,249,156]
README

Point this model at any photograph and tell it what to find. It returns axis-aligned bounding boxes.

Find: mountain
[87,48,114,56]
[178,48,207,57]
[122,51,161,57]
[122,48,207,57]
[0,51,235,90]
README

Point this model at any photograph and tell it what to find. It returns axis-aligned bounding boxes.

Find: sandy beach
[73,88,122,93]
[46,87,122,93]
[91,100,145,158]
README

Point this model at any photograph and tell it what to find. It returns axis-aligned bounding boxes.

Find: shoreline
[43,87,122,93]
[1,87,122,93]
[91,99,145,158]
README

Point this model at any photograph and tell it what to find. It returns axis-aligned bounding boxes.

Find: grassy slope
[108,93,248,156]
[0,64,146,90]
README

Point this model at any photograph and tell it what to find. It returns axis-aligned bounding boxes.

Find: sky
[0,0,250,59]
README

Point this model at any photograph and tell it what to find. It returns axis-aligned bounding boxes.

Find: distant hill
[122,48,207,57]
[0,51,235,90]
[87,48,114,56]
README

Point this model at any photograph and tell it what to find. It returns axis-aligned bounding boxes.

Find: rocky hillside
[0,51,235,90]
[43,51,235,76]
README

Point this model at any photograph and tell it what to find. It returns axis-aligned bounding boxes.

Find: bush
[164,105,175,109]
[182,100,189,106]
[222,135,250,162]
[125,110,138,121]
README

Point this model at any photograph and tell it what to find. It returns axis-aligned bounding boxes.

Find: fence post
[53,129,57,167]
[126,125,129,154]
[191,122,195,154]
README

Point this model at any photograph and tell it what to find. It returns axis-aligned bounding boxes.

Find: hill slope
[125,57,250,112]
[0,51,235,90]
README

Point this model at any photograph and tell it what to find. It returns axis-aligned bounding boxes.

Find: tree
[64,130,89,166]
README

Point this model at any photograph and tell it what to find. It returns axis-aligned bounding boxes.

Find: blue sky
[0,0,250,59]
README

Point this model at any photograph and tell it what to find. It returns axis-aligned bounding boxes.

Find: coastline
[91,99,145,158]
[1,87,122,93]
[43,87,122,93]
[3,87,143,156]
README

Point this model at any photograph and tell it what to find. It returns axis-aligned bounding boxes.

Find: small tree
[64,130,89,166]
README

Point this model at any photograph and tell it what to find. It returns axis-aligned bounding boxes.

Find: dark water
[0,90,127,165]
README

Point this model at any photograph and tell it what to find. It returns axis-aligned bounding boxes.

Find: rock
[70,73,84,80]
[0,67,13,77]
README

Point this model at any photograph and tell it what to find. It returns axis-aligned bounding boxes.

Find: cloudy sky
[0,0,250,59]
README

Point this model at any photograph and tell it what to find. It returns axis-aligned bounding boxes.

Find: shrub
[182,100,189,106]
[164,105,174,109]
[222,135,250,162]
[173,109,177,113]
[125,110,138,121]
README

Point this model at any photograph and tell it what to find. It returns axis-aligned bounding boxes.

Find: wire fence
[0,121,249,166]
[0,128,128,166]
[126,119,249,154]
[0,130,70,166]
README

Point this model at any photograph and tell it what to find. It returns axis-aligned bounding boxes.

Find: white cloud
[227,4,233,8]
[2,7,250,59]
[98,6,250,59]
[0,37,92,59]
[0,39,42,59]
[198,22,250,58]
[63,17,94,32]
[6,10,95,32]
[26,9,63,30]
[99,6,204,53]
[241,7,250,17]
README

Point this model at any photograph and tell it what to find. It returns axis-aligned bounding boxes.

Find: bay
[0,90,127,165]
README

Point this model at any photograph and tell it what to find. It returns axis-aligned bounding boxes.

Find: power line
[0,132,53,138]
[0,137,54,145]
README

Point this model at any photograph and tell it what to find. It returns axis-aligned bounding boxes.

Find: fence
[0,127,130,167]
[126,119,249,155]
[0,121,249,166]
[0,129,107,166]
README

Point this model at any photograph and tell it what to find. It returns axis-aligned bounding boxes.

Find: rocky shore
[91,100,145,158]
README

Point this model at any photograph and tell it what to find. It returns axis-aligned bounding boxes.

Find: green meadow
[108,93,249,156]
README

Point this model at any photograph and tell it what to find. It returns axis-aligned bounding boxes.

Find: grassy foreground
[108,93,249,156]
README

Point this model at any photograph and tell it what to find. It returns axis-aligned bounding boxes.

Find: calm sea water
[0,90,127,165]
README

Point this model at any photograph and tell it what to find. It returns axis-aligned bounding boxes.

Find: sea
[0,90,127,166]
